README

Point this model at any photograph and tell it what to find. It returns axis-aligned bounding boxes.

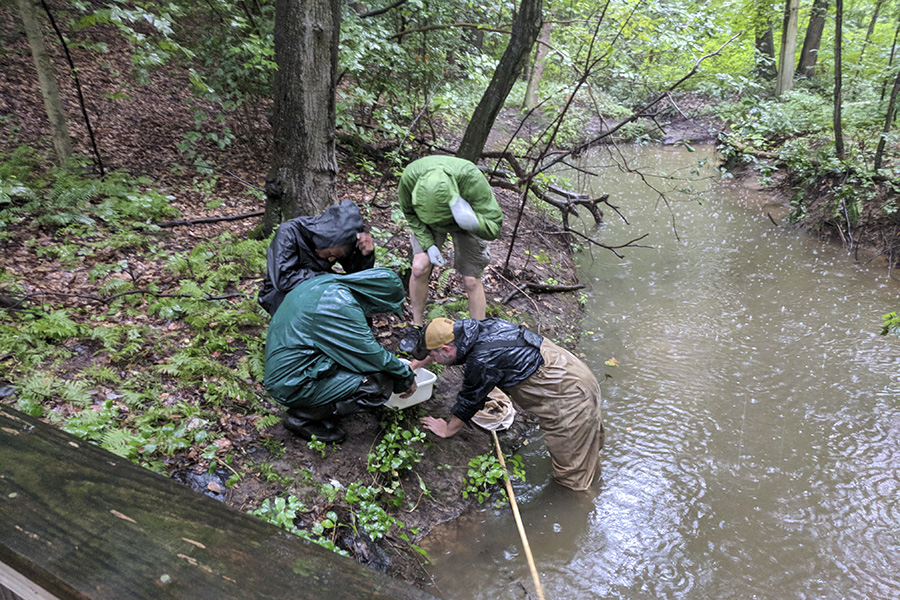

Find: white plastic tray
[385,358,437,409]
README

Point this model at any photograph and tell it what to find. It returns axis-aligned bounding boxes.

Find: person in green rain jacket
[397,155,504,354]
[264,268,417,443]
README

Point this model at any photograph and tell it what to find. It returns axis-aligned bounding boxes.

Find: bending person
[411,317,604,491]
[397,156,503,352]
[259,199,375,316]
[264,268,417,443]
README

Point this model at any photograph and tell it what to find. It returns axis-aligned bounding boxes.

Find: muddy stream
[419,145,900,600]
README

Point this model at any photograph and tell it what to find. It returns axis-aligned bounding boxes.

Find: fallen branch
[6,289,248,307]
[526,283,585,294]
[153,211,264,229]
[536,32,743,176]
[502,282,585,304]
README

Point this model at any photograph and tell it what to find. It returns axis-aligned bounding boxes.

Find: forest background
[2,0,900,587]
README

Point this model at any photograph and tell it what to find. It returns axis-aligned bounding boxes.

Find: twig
[153,211,264,228]
[356,0,408,18]
[224,170,264,191]
[494,272,542,333]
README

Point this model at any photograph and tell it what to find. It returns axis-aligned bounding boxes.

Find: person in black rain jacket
[258,199,375,315]
[411,317,604,491]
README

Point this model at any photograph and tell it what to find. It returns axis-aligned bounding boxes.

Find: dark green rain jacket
[398,155,503,250]
[264,268,415,408]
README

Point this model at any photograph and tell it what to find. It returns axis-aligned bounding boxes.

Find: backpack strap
[473,327,542,351]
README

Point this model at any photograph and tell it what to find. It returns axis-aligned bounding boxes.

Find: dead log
[502,282,585,303]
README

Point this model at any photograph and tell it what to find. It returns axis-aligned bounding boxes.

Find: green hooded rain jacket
[398,155,503,250]
[264,268,415,408]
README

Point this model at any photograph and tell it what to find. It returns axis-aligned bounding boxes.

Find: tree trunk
[880,17,900,102]
[874,67,900,170]
[858,0,886,65]
[775,0,800,96]
[16,0,72,165]
[456,0,543,162]
[261,0,340,236]
[834,0,844,158]
[523,5,553,111]
[754,0,777,81]
[797,0,829,78]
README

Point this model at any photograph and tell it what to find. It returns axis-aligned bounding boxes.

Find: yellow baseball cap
[412,318,455,359]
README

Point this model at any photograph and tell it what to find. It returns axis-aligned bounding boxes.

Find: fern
[255,414,282,430]
[26,309,81,341]
[426,304,449,321]
[100,428,141,459]
[435,268,453,295]
[18,372,56,404]
[59,379,94,406]
[244,338,266,383]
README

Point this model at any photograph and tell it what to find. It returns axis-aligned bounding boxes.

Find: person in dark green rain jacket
[397,155,503,354]
[264,268,417,443]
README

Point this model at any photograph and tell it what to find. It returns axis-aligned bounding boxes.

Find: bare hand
[357,232,375,256]
[421,416,464,438]
[409,356,432,371]
[398,380,418,399]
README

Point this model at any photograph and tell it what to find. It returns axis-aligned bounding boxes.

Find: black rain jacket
[450,318,544,422]
[258,200,375,315]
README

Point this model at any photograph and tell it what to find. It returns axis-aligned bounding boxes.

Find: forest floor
[7,8,893,590]
[0,13,608,587]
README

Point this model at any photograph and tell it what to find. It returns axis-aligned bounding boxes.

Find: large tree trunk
[797,0,829,78]
[17,0,72,165]
[834,0,844,158]
[775,0,800,96]
[523,5,554,111]
[456,0,543,162]
[261,0,340,236]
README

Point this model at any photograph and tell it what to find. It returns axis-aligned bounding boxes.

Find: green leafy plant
[249,496,349,557]
[463,451,526,506]
[307,436,327,458]
[366,419,426,477]
[881,312,900,336]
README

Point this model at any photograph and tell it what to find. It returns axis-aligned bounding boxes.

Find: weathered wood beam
[0,407,435,600]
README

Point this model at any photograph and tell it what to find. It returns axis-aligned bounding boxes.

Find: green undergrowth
[250,409,525,558]
[0,160,525,563]
[717,88,900,230]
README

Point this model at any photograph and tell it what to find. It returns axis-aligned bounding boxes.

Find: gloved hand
[449,195,479,232]
[426,245,446,267]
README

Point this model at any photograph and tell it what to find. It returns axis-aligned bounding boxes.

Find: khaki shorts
[410,230,491,277]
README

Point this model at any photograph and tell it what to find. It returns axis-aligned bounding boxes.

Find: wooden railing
[0,406,437,600]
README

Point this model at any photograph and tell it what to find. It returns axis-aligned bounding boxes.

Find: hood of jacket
[411,167,459,229]
[300,268,405,316]
[451,318,481,363]
[299,199,364,250]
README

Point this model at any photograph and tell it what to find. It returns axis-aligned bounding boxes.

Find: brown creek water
[420,144,900,600]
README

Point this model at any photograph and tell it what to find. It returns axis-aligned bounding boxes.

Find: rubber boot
[283,406,346,444]
[333,373,392,416]
[398,325,423,355]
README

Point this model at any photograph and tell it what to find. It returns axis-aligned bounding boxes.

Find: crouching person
[411,317,604,491]
[264,268,417,444]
